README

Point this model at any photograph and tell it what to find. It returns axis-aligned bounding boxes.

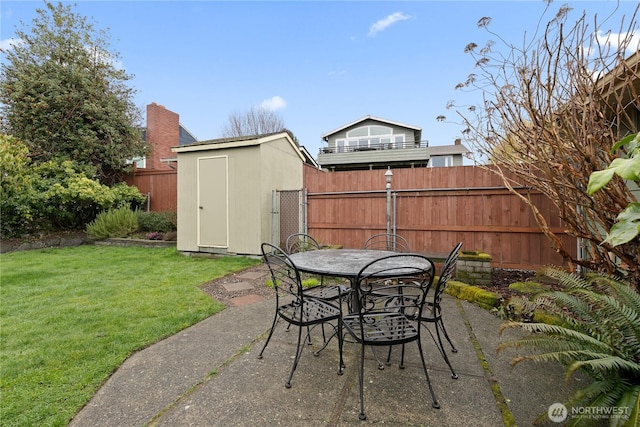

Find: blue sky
[1,1,639,162]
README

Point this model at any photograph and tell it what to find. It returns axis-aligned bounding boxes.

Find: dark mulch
[481,268,538,300]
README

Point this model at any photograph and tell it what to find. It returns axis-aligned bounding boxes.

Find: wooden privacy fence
[303,165,577,270]
[124,169,177,212]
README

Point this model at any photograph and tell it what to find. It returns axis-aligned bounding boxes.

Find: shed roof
[172,131,306,163]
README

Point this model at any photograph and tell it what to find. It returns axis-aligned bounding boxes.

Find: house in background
[317,115,469,171]
[134,102,198,170]
[125,103,197,211]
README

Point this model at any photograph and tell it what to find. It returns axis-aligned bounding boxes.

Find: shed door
[198,156,228,248]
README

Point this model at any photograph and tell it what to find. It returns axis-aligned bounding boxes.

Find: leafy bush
[587,133,640,247]
[0,135,147,237]
[32,161,147,230]
[135,210,177,233]
[498,267,640,426]
[0,135,35,237]
[86,207,138,240]
[110,183,147,210]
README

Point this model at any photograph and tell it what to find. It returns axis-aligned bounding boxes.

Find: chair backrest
[354,254,435,319]
[432,242,463,306]
[285,233,322,254]
[261,242,303,299]
[363,233,410,253]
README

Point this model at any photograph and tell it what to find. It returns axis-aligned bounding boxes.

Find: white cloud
[593,29,640,56]
[368,12,411,37]
[260,96,287,111]
[0,38,23,51]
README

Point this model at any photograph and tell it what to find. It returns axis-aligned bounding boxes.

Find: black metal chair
[419,242,463,379]
[342,253,439,420]
[285,233,322,254]
[285,233,342,302]
[363,233,411,252]
[258,243,344,388]
[363,232,411,368]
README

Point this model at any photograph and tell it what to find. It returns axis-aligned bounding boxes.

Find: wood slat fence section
[303,165,576,270]
[125,164,576,270]
[124,169,177,212]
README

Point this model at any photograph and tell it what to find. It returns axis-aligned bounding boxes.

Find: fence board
[124,169,177,212]
[304,166,576,270]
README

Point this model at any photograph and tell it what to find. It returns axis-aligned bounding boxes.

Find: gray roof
[322,115,422,140]
[429,143,470,156]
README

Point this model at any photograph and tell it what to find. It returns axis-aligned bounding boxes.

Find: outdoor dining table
[288,248,433,312]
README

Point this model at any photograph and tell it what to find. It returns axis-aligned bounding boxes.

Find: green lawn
[0,245,260,426]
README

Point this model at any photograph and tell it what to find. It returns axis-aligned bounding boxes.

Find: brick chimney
[145,102,179,170]
[454,138,461,145]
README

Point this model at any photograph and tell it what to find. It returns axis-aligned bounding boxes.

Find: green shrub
[0,135,35,237]
[446,280,500,309]
[135,210,177,232]
[86,207,138,240]
[110,183,147,210]
[32,161,146,230]
[498,267,640,426]
[508,281,550,294]
[1,136,147,237]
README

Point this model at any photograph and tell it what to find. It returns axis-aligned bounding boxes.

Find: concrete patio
[70,266,584,426]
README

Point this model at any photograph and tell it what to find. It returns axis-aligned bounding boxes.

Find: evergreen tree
[0,2,145,184]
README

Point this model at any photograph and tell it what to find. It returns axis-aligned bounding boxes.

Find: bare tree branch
[451,4,640,282]
[221,106,285,138]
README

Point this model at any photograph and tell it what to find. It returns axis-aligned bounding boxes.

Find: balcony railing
[319,141,428,155]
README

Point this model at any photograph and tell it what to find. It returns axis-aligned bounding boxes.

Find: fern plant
[498,267,640,426]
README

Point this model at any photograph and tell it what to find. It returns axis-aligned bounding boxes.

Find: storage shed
[172,132,304,256]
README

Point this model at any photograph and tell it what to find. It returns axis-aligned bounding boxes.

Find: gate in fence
[271,189,306,248]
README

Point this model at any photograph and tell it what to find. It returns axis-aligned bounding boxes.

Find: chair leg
[422,318,458,379]
[286,322,313,345]
[439,319,458,353]
[358,343,367,420]
[319,323,327,345]
[385,344,408,369]
[313,321,340,356]
[370,347,385,370]
[416,338,440,409]
[258,311,279,359]
[434,320,458,379]
[385,346,393,366]
[285,323,305,388]
[336,319,345,375]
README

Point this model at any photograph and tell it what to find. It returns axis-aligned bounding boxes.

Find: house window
[126,156,146,168]
[369,125,390,136]
[429,156,453,167]
[340,125,404,150]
